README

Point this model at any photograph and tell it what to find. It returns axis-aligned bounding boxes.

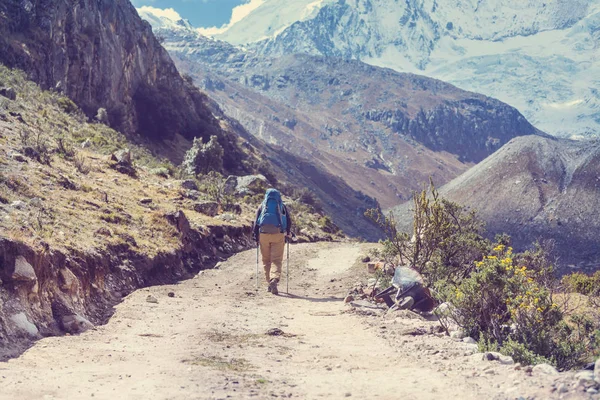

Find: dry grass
[183,355,253,372]
[0,65,337,256]
[0,65,256,256]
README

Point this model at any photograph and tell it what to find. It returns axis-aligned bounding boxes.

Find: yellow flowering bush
[440,243,598,369]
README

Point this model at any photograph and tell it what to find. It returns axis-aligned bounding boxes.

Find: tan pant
[259,232,285,283]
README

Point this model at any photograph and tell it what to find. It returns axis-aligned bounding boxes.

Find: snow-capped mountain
[139,0,600,138]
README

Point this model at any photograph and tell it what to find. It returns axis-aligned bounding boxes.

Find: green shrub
[367,182,600,370]
[57,97,78,114]
[318,215,339,233]
[198,171,224,203]
[182,135,224,176]
[562,271,600,296]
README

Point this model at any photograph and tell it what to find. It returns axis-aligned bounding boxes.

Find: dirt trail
[0,243,577,399]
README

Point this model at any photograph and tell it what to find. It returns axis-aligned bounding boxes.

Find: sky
[130,0,248,28]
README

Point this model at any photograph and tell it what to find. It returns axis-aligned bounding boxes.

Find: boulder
[10,313,39,337]
[12,256,37,283]
[215,213,236,222]
[595,358,600,384]
[165,210,191,235]
[532,363,559,375]
[181,180,198,190]
[59,268,79,293]
[9,152,27,163]
[111,149,132,165]
[0,87,17,101]
[194,201,219,217]
[223,174,268,196]
[61,314,93,334]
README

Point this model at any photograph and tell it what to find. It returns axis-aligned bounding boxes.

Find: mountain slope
[0,0,225,150]
[189,0,600,138]
[391,135,600,269]
[140,17,542,208]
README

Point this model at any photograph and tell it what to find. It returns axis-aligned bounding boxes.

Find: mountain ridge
[141,16,544,208]
[151,0,600,139]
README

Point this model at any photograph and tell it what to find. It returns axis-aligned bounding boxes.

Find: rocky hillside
[140,20,542,208]
[391,135,600,270]
[188,0,600,139]
[0,0,237,160]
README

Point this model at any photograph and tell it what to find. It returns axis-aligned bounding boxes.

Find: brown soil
[0,243,587,399]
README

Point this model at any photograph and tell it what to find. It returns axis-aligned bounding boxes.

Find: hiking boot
[267,284,272,293]
[269,279,279,295]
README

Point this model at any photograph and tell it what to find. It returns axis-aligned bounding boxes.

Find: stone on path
[532,363,559,375]
[146,295,159,304]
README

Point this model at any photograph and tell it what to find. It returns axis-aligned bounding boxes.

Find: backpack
[257,189,287,233]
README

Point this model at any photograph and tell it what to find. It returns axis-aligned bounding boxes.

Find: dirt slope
[0,243,584,399]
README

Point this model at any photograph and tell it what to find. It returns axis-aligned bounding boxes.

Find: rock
[61,314,93,334]
[146,295,159,304]
[595,358,600,384]
[266,328,285,336]
[361,256,371,263]
[181,180,198,190]
[59,268,79,292]
[182,190,200,200]
[10,313,39,337]
[587,388,598,395]
[434,302,453,316]
[94,227,112,237]
[532,363,559,375]
[165,211,190,235]
[111,149,132,165]
[215,213,236,223]
[167,292,175,298]
[498,355,515,365]
[223,174,268,196]
[81,138,91,148]
[463,337,477,344]
[367,262,376,273]
[194,201,219,217]
[557,383,568,393]
[450,330,466,339]
[12,256,37,283]
[463,344,479,355]
[10,152,27,163]
[575,370,594,381]
[57,174,77,190]
[139,198,153,204]
[11,200,27,209]
[222,203,243,214]
[344,295,354,303]
[0,87,17,101]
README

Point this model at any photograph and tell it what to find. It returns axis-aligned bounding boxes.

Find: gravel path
[0,243,590,399]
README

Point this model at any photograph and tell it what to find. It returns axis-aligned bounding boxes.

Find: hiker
[253,188,292,295]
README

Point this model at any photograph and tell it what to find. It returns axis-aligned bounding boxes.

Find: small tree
[95,108,109,124]
[182,135,224,176]
[365,180,489,285]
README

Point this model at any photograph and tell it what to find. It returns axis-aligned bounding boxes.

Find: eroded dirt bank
[0,243,590,399]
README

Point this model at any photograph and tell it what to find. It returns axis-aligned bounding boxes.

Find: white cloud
[137,5,183,21]
[197,0,265,36]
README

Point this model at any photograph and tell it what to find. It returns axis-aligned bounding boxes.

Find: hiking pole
[256,243,259,292]
[286,237,290,294]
